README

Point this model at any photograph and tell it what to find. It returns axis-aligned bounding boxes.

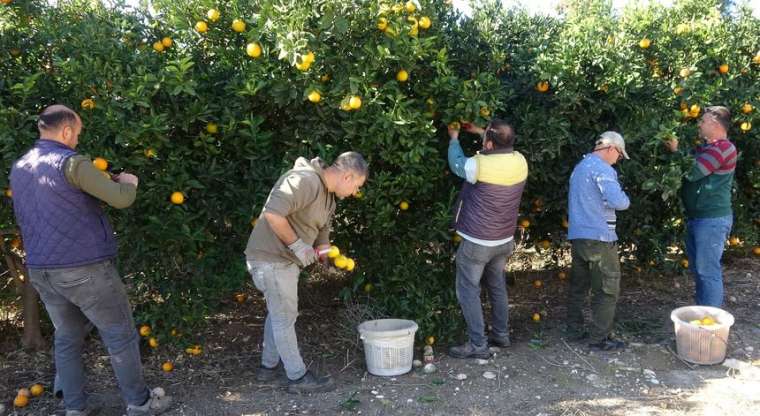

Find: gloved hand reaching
[288,238,318,267]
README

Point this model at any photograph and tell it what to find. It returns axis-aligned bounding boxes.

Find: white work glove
[288,239,318,267]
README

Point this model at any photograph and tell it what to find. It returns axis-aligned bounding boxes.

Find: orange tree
[1,0,758,345]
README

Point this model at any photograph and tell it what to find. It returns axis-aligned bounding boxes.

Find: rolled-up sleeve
[64,156,136,209]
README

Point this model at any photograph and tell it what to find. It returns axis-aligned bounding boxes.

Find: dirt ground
[1,255,758,416]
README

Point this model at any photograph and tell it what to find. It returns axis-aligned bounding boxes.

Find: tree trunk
[2,233,47,351]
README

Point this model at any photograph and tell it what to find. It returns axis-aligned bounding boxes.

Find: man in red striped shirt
[665,106,736,306]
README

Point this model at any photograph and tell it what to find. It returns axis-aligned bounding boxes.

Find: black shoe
[448,342,492,359]
[488,335,511,348]
[589,337,625,352]
[287,371,335,394]
[256,363,287,386]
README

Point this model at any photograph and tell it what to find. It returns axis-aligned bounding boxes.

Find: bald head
[38,105,82,148]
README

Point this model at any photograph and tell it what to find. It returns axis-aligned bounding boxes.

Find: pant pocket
[600,272,621,296]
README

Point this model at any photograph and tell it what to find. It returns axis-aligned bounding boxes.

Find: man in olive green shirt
[245,152,367,394]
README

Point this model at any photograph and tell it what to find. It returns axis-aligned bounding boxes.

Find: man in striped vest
[665,106,737,307]
[447,119,528,359]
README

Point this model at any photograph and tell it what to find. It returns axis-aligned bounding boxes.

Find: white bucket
[358,319,418,377]
[670,305,735,365]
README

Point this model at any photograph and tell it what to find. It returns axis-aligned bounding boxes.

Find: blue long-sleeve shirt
[568,154,630,242]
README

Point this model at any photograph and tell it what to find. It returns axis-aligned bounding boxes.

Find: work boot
[126,388,173,416]
[256,363,287,386]
[286,371,335,394]
[589,336,625,352]
[448,342,492,359]
[487,334,511,348]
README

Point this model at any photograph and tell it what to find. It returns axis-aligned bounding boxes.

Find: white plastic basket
[358,319,418,376]
[670,305,735,365]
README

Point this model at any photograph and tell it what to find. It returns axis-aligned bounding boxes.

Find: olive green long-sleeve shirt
[63,155,137,208]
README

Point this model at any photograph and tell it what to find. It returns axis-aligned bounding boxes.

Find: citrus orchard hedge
[1,0,758,343]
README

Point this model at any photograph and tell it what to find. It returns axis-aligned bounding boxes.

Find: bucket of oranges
[670,306,735,365]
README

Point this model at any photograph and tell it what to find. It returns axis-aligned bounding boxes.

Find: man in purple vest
[9,105,172,416]
[447,119,528,359]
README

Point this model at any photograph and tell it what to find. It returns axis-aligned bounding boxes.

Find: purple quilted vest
[9,139,118,269]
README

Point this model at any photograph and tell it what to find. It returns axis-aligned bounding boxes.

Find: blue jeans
[455,239,515,347]
[685,216,732,307]
[247,260,307,380]
[28,260,149,411]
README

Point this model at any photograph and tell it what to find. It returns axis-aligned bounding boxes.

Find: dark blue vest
[9,139,118,268]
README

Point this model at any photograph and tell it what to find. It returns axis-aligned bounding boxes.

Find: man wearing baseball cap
[566,131,630,351]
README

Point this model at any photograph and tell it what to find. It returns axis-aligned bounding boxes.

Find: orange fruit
[139,325,151,337]
[741,103,753,114]
[152,41,165,53]
[448,121,461,130]
[752,246,760,256]
[419,16,431,29]
[405,0,416,13]
[349,95,362,109]
[231,19,246,33]
[80,98,96,110]
[14,394,29,408]
[535,81,549,92]
[377,17,388,31]
[519,218,531,229]
[327,245,340,258]
[234,292,247,303]
[144,148,157,158]
[680,259,689,269]
[170,192,185,205]
[161,361,173,372]
[30,384,44,397]
[740,121,751,132]
[718,64,729,74]
[425,336,435,345]
[334,256,348,269]
[679,68,691,78]
[399,201,409,210]
[92,157,108,171]
[345,258,356,271]
[206,8,220,22]
[148,337,159,348]
[206,122,218,134]
[246,42,262,58]
[195,21,208,33]
[728,236,740,246]
[638,38,651,49]
[532,313,541,322]
[700,316,716,326]
[161,37,173,48]
[307,90,321,103]
[396,69,409,82]
[533,279,543,289]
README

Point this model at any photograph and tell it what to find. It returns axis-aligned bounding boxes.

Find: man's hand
[288,239,318,267]
[463,123,485,136]
[447,124,459,141]
[664,137,679,153]
[114,172,139,187]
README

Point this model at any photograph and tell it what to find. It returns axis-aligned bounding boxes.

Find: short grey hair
[332,151,369,178]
